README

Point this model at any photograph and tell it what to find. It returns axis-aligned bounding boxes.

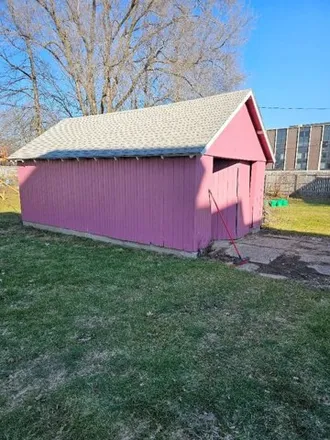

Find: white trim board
[249,93,276,164]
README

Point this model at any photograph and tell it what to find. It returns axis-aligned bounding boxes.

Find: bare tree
[0,0,45,135]
[0,106,59,153]
[0,0,252,126]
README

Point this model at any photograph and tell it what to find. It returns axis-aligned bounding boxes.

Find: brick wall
[266,129,276,170]
[309,125,323,170]
[265,170,330,198]
[285,127,298,170]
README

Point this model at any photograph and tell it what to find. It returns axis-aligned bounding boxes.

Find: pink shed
[14,91,274,255]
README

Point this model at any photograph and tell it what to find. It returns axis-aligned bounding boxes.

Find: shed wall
[194,155,212,249]
[18,157,197,251]
[205,104,266,162]
[193,155,265,243]
[250,161,266,228]
[210,160,240,240]
[194,101,267,243]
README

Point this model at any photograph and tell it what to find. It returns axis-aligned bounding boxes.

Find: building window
[320,125,330,170]
[274,128,287,170]
[295,127,310,170]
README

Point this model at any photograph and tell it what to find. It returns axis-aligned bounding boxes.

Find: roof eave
[247,93,275,163]
[10,148,204,162]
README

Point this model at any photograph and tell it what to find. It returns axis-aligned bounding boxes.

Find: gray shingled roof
[10,89,251,160]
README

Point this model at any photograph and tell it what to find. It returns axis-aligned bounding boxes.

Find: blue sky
[244,0,330,128]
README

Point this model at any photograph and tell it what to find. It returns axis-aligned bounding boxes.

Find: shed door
[236,162,252,238]
[211,159,239,240]
[211,160,252,240]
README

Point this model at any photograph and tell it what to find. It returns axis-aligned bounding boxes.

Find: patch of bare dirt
[206,231,330,290]
[257,254,330,290]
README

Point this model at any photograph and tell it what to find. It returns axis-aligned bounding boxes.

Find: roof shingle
[10,89,251,160]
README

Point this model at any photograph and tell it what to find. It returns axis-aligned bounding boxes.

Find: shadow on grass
[0,212,22,228]
[290,197,330,206]
[261,226,330,239]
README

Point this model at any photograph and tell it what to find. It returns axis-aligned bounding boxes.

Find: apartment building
[266,122,330,170]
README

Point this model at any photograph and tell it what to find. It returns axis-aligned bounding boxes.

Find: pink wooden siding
[193,155,212,250]
[210,161,239,240]
[194,158,265,242]
[204,160,256,241]
[192,102,267,244]
[206,104,266,162]
[192,102,268,243]
[250,161,266,228]
[18,157,196,251]
[236,162,251,237]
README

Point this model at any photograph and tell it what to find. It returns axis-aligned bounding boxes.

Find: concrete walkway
[210,231,330,288]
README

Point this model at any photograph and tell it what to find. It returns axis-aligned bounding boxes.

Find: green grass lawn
[0,186,20,214]
[1,213,330,439]
[264,198,330,236]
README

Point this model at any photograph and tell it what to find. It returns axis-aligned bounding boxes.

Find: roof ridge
[62,89,252,123]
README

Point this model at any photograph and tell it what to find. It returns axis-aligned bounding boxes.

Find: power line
[260,106,330,111]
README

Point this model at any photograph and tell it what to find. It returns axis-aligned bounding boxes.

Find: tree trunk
[26,41,43,136]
